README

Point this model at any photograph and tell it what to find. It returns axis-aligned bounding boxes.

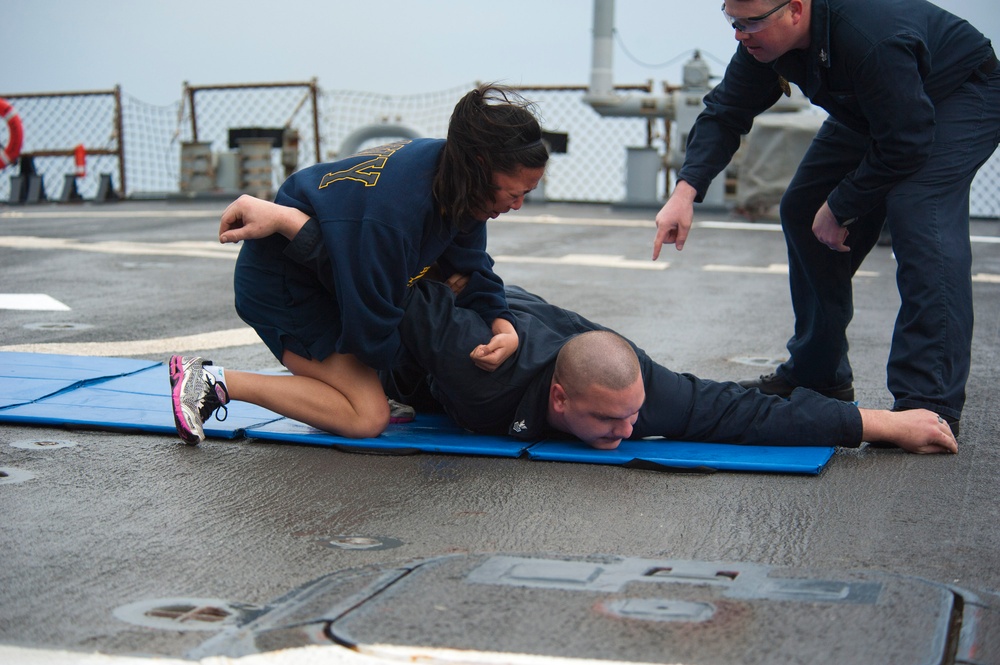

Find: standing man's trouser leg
[778,71,1000,419]
[886,71,1000,419]
[777,119,881,393]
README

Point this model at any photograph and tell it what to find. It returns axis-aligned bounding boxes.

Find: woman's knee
[282,349,391,438]
[352,397,391,439]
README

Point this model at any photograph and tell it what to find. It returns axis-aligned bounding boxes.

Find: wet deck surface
[1,199,999,663]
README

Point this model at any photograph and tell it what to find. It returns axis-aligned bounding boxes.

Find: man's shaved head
[553,330,641,397]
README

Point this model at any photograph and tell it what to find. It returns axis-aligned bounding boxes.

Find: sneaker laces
[200,371,230,423]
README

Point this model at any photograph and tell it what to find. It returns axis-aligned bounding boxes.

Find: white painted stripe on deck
[703,263,880,278]
[509,214,1000,246]
[0,327,261,356]
[0,235,239,260]
[0,643,664,665]
[494,253,667,270]
[703,263,790,275]
[506,214,776,231]
[0,208,223,220]
[974,273,1000,283]
[505,214,651,228]
[695,220,783,232]
[360,643,662,665]
[0,293,71,311]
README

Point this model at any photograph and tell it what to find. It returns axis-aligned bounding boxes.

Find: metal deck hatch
[187,554,1000,664]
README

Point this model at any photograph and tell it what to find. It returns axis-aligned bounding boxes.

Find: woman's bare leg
[225,350,390,439]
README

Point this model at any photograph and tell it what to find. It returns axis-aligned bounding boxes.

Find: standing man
[652,0,999,434]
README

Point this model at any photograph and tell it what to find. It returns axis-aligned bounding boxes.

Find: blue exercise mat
[246,413,530,458]
[0,354,527,455]
[0,352,836,474]
[527,439,835,475]
[1,364,282,439]
[0,352,159,408]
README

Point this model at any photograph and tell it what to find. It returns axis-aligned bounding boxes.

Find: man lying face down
[380,274,956,455]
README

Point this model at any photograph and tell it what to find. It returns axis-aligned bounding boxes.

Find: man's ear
[550,382,569,413]
[790,0,805,23]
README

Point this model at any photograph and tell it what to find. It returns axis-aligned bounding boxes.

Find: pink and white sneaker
[169,355,230,445]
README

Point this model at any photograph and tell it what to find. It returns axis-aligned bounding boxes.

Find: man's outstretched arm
[859,408,958,454]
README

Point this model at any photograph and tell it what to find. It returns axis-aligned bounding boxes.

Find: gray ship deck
[2,200,999,664]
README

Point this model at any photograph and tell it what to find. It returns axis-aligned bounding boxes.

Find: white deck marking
[0,236,239,260]
[696,220,783,232]
[0,294,71,311]
[0,642,659,665]
[0,209,223,220]
[703,263,880,278]
[0,327,261,356]
[494,253,667,270]
[2,216,995,358]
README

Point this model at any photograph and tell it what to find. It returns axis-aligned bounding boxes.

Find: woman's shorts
[233,234,342,363]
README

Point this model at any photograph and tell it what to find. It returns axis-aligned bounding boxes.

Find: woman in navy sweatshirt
[169,84,549,444]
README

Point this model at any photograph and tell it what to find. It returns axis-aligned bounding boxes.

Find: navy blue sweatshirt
[272,138,512,370]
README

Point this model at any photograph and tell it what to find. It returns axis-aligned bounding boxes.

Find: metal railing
[2,81,998,217]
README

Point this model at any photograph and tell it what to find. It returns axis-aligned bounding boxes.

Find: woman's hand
[444,272,470,296]
[219,195,310,244]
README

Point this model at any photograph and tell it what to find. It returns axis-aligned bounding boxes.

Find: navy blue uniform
[383,280,863,448]
[234,139,512,371]
[680,0,1000,421]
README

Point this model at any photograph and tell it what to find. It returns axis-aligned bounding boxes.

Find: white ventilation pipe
[583,0,675,118]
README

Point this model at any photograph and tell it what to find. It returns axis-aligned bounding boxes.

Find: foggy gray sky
[8,1,998,105]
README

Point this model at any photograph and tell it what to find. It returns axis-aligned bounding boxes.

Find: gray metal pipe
[588,0,615,99]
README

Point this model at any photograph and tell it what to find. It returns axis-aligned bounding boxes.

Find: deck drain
[10,439,77,450]
[729,356,784,367]
[324,535,403,551]
[0,467,36,485]
[113,597,258,631]
[23,322,94,332]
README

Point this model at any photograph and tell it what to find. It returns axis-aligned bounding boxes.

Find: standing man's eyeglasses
[721,0,791,33]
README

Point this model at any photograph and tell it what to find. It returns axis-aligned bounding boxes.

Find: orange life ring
[1,97,24,168]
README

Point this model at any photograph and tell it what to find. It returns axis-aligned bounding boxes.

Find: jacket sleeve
[282,215,413,371]
[678,47,784,201]
[436,222,515,326]
[330,219,418,370]
[633,351,864,448]
[283,217,332,291]
[825,35,936,222]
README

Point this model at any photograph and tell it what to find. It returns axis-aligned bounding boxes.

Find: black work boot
[738,371,855,402]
